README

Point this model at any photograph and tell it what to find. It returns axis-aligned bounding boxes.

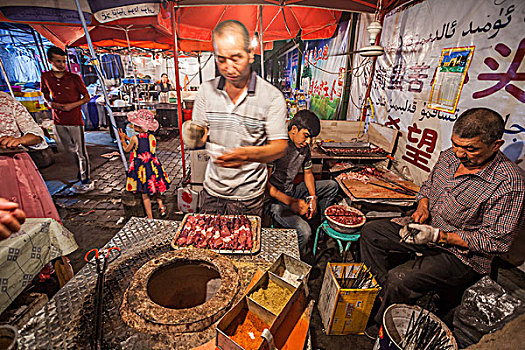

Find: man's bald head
[212,20,250,52]
[453,108,505,145]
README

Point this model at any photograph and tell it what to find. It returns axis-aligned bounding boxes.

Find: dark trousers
[360,219,480,324]
[200,189,264,216]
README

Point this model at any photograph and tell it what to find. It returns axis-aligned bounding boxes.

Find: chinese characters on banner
[300,20,350,120]
[349,0,525,185]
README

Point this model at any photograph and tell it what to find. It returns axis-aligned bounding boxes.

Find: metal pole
[74,0,128,171]
[30,27,46,73]
[259,5,264,79]
[124,28,139,110]
[0,56,14,97]
[65,46,72,72]
[36,31,50,71]
[171,5,186,178]
[197,52,202,85]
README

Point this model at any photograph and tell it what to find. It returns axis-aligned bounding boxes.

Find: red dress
[0,92,60,222]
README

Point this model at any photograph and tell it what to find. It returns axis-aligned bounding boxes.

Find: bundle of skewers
[338,264,379,289]
[400,309,454,350]
[400,220,421,243]
[368,177,418,196]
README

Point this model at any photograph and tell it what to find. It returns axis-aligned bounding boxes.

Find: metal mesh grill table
[18,217,299,349]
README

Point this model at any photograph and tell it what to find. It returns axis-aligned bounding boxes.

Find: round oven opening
[147,261,222,309]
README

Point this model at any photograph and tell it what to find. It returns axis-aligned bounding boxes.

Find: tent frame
[74,0,128,171]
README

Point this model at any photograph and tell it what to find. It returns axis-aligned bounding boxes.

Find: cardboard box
[190,150,209,184]
[317,262,379,335]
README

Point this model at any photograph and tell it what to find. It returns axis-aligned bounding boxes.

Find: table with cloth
[0,218,78,314]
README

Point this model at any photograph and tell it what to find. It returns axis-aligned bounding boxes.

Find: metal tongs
[84,247,121,350]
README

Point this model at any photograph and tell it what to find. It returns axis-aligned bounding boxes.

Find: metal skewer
[368,182,416,196]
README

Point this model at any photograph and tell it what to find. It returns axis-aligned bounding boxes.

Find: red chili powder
[228,310,269,350]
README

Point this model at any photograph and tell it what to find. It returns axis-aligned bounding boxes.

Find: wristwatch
[437,231,448,245]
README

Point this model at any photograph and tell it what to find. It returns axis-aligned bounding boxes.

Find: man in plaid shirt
[360,108,525,328]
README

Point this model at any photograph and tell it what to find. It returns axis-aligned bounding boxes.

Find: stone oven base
[120,249,241,335]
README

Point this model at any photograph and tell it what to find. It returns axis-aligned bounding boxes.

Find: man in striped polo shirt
[192,20,288,216]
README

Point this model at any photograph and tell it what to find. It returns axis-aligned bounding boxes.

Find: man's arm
[304,168,317,219]
[267,181,309,216]
[215,139,287,168]
[61,95,90,112]
[446,190,524,253]
[411,189,524,251]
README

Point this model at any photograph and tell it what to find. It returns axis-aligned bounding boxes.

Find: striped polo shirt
[192,71,288,200]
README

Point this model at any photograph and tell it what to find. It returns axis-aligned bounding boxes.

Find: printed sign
[94,3,159,23]
[428,46,475,113]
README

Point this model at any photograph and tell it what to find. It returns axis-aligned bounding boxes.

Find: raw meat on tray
[176,214,253,250]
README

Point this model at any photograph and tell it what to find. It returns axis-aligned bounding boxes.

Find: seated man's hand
[290,199,309,216]
[306,198,317,220]
[0,136,22,149]
[0,198,26,240]
[215,148,248,168]
[399,223,439,245]
[411,199,430,223]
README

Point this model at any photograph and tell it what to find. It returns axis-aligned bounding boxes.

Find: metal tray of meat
[320,141,370,149]
[319,143,388,158]
[171,213,261,255]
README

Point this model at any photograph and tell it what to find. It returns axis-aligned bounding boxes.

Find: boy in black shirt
[266,110,339,253]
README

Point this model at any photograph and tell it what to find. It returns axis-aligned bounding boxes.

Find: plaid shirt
[416,148,525,274]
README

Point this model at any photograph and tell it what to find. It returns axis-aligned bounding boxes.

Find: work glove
[399,223,439,245]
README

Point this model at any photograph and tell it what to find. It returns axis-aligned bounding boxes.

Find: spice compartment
[216,297,275,350]
[218,270,307,350]
[247,272,297,317]
[268,253,311,290]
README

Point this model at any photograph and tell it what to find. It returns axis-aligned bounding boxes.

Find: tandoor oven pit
[121,248,240,336]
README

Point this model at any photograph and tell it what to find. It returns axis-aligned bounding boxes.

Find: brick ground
[46,130,186,271]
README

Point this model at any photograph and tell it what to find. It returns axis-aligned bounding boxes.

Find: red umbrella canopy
[175,5,342,51]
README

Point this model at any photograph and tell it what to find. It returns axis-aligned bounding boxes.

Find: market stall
[0,1,523,350]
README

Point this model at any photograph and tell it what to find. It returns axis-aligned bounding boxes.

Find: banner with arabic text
[349,0,524,185]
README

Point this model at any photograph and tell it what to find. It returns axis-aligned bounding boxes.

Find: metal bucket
[0,325,17,350]
[373,304,457,350]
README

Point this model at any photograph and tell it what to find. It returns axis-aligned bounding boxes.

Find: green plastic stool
[313,220,361,258]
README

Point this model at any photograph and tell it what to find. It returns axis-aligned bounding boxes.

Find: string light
[251,32,259,49]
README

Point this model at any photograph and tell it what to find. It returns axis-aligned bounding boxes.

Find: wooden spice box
[217,270,306,350]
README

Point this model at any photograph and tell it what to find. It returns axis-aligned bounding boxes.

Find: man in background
[41,46,93,193]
